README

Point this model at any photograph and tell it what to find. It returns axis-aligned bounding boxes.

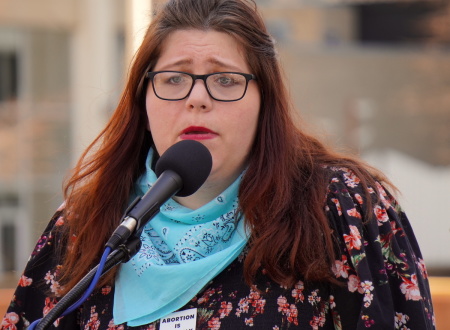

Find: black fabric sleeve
[1,204,79,329]
[325,167,435,329]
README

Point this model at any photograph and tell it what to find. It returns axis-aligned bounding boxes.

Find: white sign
[159,308,198,330]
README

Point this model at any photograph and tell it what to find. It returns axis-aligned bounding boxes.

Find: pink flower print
[208,317,221,330]
[287,305,299,325]
[389,221,403,235]
[197,288,215,305]
[348,274,364,294]
[317,314,326,327]
[85,306,100,330]
[254,298,266,314]
[374,205,389,225]
[33,235,49,256]
[43,297,62,327]
[332,255,351,279]
[248,287,266,314]
[18,275,33,287]
[360,281,374,307]
[235,287,266,318]
[310,316,322,330]
[85,316,100,330]
[343,169,361,188]
[344,225,362,251]
[291,280,305,302]
[364,319,375,327]
[354,193,364,205]
[238,297,249,313]
[101,285,112,295]
[107,319,116,329]
[400,275,422,301]
[307,290,321,305]
[375,182,392,209]
[43,297,54,316]
[346,208,362,219]
[142,326,155,330]
[361,314,375,328]
[277,295,299,325]
[219,301,233,319]
[236,298,249,317]
[395,312,410,328]
[44,271,54,284]
[329,295,336,309]
[50,280,64,297]
[244,317,254,326]
[44,265,64,296]
[331,198,342,216]
[55,216,65,226]
[360,281,374,292]
[277,295,289,313]
[248,288,261,302]
[417,258,428,279]
[1,312,19,330]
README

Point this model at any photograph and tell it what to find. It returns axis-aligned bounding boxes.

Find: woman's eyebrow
[158,57,243,72]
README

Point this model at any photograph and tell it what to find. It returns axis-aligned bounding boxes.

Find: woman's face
[146,29,261,193]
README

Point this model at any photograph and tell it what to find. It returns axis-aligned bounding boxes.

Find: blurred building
[0,0,127,287]
[0,0,449,287]
[257,0,450,273]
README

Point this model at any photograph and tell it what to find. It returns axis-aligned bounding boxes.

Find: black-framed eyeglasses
[145,71,257,102]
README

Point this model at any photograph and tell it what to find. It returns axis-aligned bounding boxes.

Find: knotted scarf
[114,148,248,326]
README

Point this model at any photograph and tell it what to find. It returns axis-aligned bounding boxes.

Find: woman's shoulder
[2,202,72,329]
[28,202,67,262]
[323,165,395,207]
[321,166,435,329]
[322,165,401,229]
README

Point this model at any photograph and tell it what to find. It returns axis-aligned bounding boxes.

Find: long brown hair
[60,0,388,292]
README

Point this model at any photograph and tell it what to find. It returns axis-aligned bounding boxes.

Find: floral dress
[1,167,435,329]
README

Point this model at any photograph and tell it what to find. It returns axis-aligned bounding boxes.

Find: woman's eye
[167,75,184,84]
[215,76,236,86]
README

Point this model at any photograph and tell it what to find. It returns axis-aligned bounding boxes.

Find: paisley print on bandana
[113,148,248,326]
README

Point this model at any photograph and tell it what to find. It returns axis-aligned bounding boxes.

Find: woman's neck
[173,190,215,210]
[173,173,238,210]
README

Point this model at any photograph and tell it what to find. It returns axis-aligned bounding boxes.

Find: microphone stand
[33,140,212,329]
[34,237,142,330]
[33,191,172,329]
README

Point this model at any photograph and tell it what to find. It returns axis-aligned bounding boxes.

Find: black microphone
[106,140,212,250]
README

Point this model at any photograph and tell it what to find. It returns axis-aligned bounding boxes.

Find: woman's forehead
[153,29,250,72]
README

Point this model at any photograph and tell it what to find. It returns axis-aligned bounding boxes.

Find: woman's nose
[186,80,213,111]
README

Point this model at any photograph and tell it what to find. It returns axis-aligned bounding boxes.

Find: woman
[2,0,435,329]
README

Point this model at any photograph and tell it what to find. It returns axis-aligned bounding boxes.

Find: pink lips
[180,126,218,140]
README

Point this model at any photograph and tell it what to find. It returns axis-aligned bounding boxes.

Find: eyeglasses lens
[152,72,248,101]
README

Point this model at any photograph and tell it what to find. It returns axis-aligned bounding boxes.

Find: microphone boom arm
[105,170,182,250]
[35,238,142,330]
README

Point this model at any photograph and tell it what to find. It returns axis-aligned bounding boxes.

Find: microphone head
[155,140,212,197]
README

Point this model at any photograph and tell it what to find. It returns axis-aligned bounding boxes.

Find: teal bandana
[114,149,248,326]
